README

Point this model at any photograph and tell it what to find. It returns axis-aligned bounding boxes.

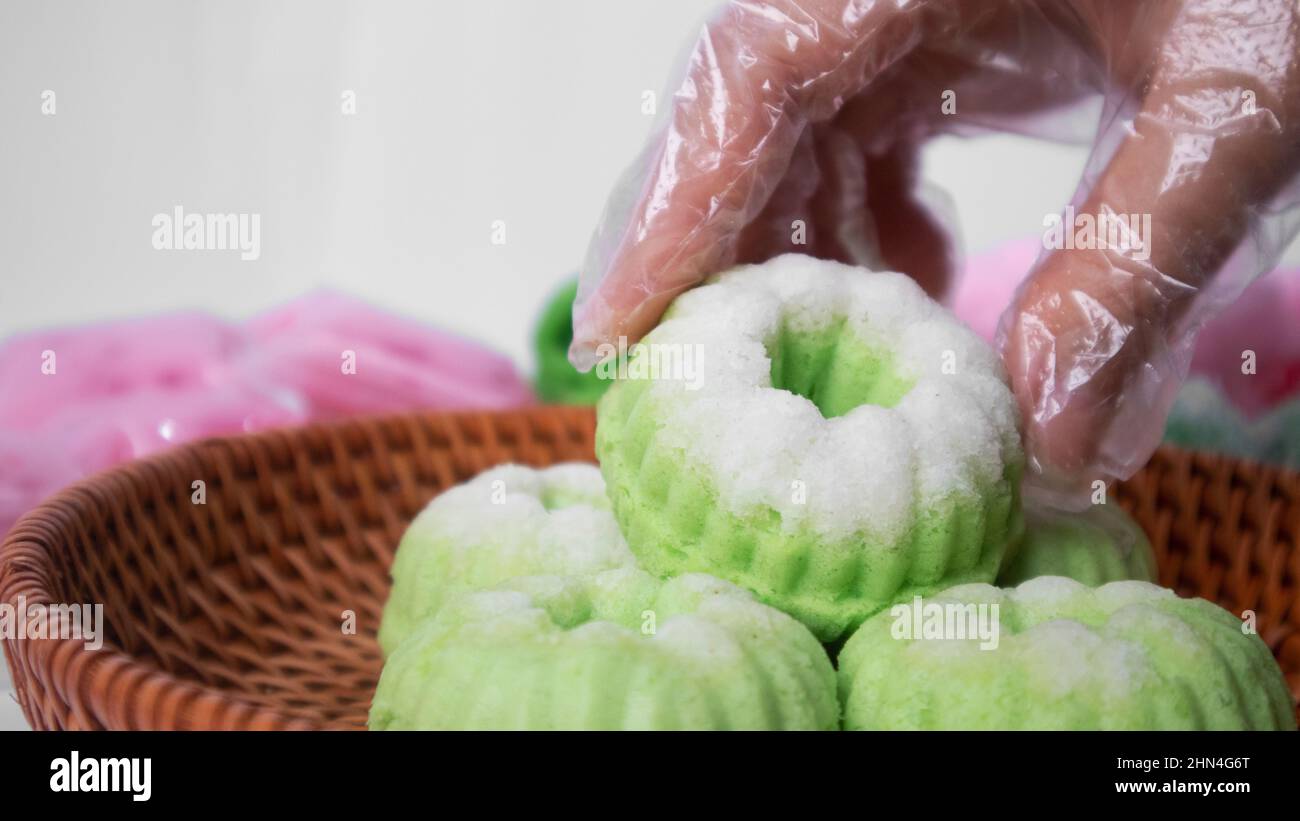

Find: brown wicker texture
[1,406,1297,730]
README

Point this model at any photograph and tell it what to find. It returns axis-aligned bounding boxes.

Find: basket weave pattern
[1,407,1296,729]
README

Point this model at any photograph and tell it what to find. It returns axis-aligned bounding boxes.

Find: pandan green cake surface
[373,462,837,730]
[595,254,1024,641]
[1163,376,1300,471]
[1163,377,1257,459]
[838,576,1296,730]
[998,504,1157,587]
[370,570,838,730]
[377,463,635,655]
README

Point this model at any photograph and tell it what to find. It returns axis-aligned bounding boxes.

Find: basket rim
[0,405,594,730]
[1,405,1293,730]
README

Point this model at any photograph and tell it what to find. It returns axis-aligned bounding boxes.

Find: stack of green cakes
[373,255,1295,730]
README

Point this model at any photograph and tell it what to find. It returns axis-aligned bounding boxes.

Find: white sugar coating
[415,462,634,576]
[1108,603,1208,656]
[800,407,916,547]
[1018,621,1104,693]
[1007,574,1090,609]
[443,589,534,620]
[532,508,630,570]
[493,574,594,626]
[641,254,1020,541]
[588,564,659,601]
[439,570,794,665]
[907,634,983,665]
[1090,638,1162,705]
[931,582,1006,607]
[946,373,1023,464]
[1013,619,1152,698]
[1093,579,1177,611]
[432,462,609,511]
[896,318,1003,379]
[430,590,554,640]
[1010,577,1185,623]
[654,616,747,666]
[659,570,747,598]
[996,577,1193,640]
[896,379,1001,498]
[892,580,1173,695]
[499,573,588,601]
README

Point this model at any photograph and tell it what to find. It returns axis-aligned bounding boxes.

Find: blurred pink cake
[0,293,533,537]
[950,237,1300,417]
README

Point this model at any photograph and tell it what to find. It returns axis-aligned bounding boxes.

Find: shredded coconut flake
[642,254,1020,541]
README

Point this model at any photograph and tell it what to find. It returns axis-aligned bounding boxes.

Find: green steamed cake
[377,463,635,655]
[534,277,610,405]
[1163,376,1300,471]
[838,576,1296,730]
[373,462,837,729]
[1254,397,1300,469]
[998,504,1157,587]
[1164,377,1258,459]
[370,570,839,730]
[596,254,1024,641]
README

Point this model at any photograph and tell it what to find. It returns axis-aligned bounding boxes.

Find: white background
[1,1,1297,729]
[0,0,1158,369]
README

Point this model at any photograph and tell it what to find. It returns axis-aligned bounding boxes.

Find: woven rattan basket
[1,406,1297,729]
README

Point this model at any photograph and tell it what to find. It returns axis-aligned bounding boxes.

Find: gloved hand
[570,0,1300,508]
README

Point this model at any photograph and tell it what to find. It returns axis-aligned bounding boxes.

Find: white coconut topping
[638,254,1021,542]
[411,462,634,575]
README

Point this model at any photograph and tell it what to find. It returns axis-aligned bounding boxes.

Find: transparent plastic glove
[572,0,1300,508]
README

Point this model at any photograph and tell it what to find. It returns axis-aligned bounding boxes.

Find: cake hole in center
[767,319,913,418]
